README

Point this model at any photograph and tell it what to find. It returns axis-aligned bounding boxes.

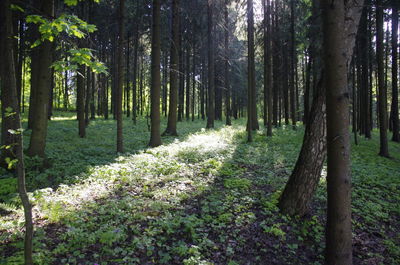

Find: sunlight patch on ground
[0,125,238,241]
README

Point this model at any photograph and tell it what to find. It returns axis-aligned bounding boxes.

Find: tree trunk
[290,0,296,129]
[27,0,54,158]
[322,0,353,263]
[0,1,33,262]
[225,0,231,126]
[391,0,399,142]
[132,19,139,124]
[206,0,215,129]
[376,0,389,157]
[185,46,191,121]
[279,0,363,216]
[149,0,162,147]
[163,0,180,136]
[116,0,125,152]
[77,64,86,138]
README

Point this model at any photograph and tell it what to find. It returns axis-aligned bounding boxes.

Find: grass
[0,112,399,264]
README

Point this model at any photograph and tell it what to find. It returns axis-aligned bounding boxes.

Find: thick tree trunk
[149,0,162,147]
[163,0,180,136]
[376,0,389,157]
[27,0,54,158]
[323,0,353,263]
[279,0,363,216]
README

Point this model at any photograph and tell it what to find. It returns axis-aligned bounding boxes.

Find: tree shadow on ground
[1,120,399,264]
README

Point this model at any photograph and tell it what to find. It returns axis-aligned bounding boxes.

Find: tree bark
[0,1,33,263]
[149,0,162,147]
[376,0,389,157]
[322,0,353,262]
[225,0,232,126]
[279,0,364,216]
[391,0,399,142]
[27,0,54,158]
[163,0,180,136]
[206,0,215,129]
[116,0,125,152]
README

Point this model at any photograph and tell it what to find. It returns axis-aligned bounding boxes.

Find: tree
[77,63,86,138]
[116,0,125,152]
[206,0,215,129]
[26,0,55,158]
[376,0,389,157]
[224,0,232,126]
[246,0,256,141]
[391,0,399,142]
[279,0,364,216]
[247,0,258,132]
[263,0,273,136]
[163,0,180,136]
[149,0,162,147]
[0,0,33,263]
[322,0,352,262]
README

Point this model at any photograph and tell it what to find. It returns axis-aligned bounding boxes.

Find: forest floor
[0,112,399,265]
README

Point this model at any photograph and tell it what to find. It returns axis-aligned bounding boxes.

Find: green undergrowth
[1,113,399,264]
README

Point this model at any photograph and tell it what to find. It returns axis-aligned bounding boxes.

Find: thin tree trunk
[225,0,231,126]
[391,0,399,142]
[116,0,125,152]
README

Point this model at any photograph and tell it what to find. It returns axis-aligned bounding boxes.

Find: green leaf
[10,4,25,13]
[64,0,78,6]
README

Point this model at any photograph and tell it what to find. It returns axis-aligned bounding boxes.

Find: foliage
[25,2,107,74]
[0,113,399,264]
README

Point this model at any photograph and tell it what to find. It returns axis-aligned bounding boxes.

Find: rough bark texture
[163,0,180,136]
[149,0,162,147]
[279,0,364,216]
[322,0,353,263]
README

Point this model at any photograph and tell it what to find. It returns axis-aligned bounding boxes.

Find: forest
[0,0,399,264]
